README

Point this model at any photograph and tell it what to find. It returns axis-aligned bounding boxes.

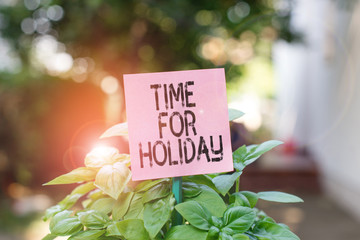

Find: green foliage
[42,115,302,240]
[165,225,207,240]
[233,140,283,172]
[223,207,255,233]
[184,183,227,218]
[175,201,212,230]
[228,109,245,121]
[183,175,217,191]
[106,219,150,240]
[230,191,259,208]
[143,194,174,238]
[182,182,203,198]
[49,210,83,236]
[68,230,106,240]
[90,198,116,215]
[123,192,144,220]
[143,181,171,204]
[257,191,303,203]
[77,210,110,229]
[41,234,57,240]
[212,172,242,196]
[43,168,97,185]
[112,192,134,220]
[250,221,300,240]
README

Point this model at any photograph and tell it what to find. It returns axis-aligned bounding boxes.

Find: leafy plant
[42,109,303,240]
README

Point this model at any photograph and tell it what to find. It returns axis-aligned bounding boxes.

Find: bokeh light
[200,35,254,66]
[32,35,74,75]
[227,2,250,23]
[47,5,64,21]
[21,18,36,34]
[24,0,40,11]
[101,76,119,95]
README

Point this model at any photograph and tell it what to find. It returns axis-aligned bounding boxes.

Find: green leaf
[43,205,63,221]
[223,206,255,234]
[221,227,234,235]
[85,147,130,168]
[185,184,227,217]
[135,178,170,192]
[68,230,106,240]
[124,192,144,220]
[59,182,96,209]
[112,192,134,220]
[232,233,250,240]
[165,225,207,240]
[206,226,220,240]
[219,232,232,240]
[58,182,96,210]
[50,182,96,211]
[50,210,83,236]
[95,162,132,200]
[105,222,122,237]
[106,219,150,240]
[239,191,258,208]
[98,235,119,240]
[58,194,83,210]
[90,197,116,214]
[72,181,97,195]
[256,209,268,218]
[82,199,92,208]
[98,236,119,240]
[175,201,211,230]
[99,122,128,139]
[251,221,300,240]
[144,194,174,238]
[230,193,251,208]
[212,172,241,196]
[257,191,303,203]
[44,167,97,185]
[88,189,108,200]
[42,234,57,240]
[143,181,171,204]
[233,141,283,172]
[77,210,110,230]
[230,191,258,208]
[232,146,247,172]
[183,175,218,192]
[182,182,202,198]
[206,173,221,178]
[278,223,290,229]
[210,216,224,228]
[244,235,257,240]
[244,140,283,166]
[262,216,276,223]
[229,108,245,121]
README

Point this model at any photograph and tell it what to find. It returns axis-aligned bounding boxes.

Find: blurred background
[0,0,360,239]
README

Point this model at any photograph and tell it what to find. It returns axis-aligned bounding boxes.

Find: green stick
[236,177,240,193]
[172,176,183,225]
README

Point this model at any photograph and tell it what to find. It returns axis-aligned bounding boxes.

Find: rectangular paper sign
[124,68,233,180]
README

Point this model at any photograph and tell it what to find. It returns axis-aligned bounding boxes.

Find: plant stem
[235,177,240,193]
[172,177,183,225]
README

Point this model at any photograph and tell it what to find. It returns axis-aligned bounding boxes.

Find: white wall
[274,0,360,220]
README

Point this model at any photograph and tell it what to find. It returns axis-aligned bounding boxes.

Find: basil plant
[42,109,303,240]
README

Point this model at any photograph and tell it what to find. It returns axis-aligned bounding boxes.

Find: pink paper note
[124,68,233,180]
